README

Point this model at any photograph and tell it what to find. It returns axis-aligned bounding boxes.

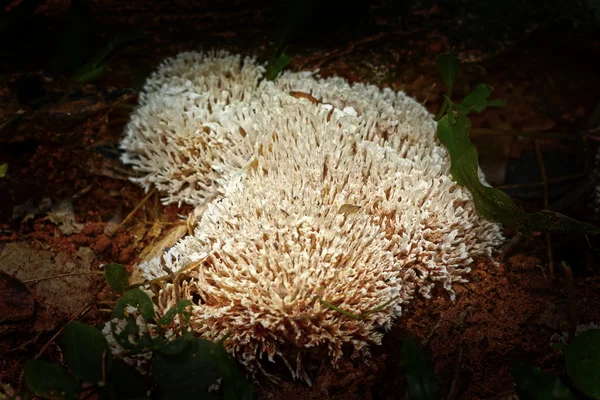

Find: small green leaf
[401,337,440,400]
[437,114,600,235]
[265,51,292,81]
[106,358,149,399]
[23,360,81,400]
[564,329,600,399]
[215,345,253,400]
[512,361,575,400]
[158,299,192,327]
[112,288,156,321]
[437,54,460,89]
[104,263,128,294]
[152,338,223,398]
[0,163,7,178]
[62,322,112,384]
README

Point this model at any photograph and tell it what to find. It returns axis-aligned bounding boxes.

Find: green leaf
[62,322,112,384]
[70,31,145,84]
[265,51,292,81]
[0,163,7,178]
[564,329,600,399]
[437,54,460,89]
[436,114,600,235]
[152,338,223,398]
[112,288,156,321]
[401,337,440,400]
[511,361,575,400]
[110,316,140,352]
[155,335,193,355]
[215,345,253,400]
[23,360,81,400]
[106,358,149,399]
[158,299,192,327]
[104,263,128,294]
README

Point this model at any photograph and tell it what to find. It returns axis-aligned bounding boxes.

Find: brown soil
[1,1,599,399]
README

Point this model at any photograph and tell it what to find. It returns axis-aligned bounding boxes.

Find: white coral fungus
[119,50,504,379]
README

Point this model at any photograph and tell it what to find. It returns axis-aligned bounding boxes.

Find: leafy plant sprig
[436,54,600,235]
[23,263,253,400]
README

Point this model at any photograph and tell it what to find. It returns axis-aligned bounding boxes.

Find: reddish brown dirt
[1,1,599,399]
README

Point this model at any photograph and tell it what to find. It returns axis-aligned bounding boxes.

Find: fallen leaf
[0,270,35,322]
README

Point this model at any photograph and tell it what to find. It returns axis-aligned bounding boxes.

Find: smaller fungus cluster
[113,51,504,381]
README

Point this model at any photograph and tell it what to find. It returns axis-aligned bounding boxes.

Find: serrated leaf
[265,51,292,81]
[62,322,111,384]
[23,360,81,400]
[104,263,128,294]
[564,329,600,399]
[157,299,192,327]
[437,54,460,89]
[112,288,155,321]
[106,358,149,399]
[512,361,575,400]
[215,345,253,400]
[437,114,600,235]
[401,337,440,400]
[152,338,223,398]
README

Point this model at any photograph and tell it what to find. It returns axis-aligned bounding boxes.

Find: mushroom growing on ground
[112,50,504,383]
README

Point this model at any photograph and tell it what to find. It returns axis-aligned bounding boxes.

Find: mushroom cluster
[115,51,504,381]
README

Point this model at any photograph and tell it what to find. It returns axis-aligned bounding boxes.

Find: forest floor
[1,1,600,399]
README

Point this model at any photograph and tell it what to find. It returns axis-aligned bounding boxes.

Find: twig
[22,271,104,283]
[421,320,440,347]
[471,128,578,141]
[535,140,554,277]
[494,171,587,190]
[561,262,577,342]
[501,233,523,262]
[108,189,156,237]
[297,33,388,70]
[34,303,92,359]
[446,340,464,400]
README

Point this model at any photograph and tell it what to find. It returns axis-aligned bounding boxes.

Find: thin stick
[109,189,156,237]
[299,33,388,70]
[421,320,440,347]
[22,271,104,283]
[34,303,92,359]
[561,262,577,342]
[446,340,464,400]
[471,128,577,141]
[494,171,587,190]
[535,140,554,277]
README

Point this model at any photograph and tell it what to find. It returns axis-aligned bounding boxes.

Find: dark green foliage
[564,329,600,399]
[103,358,150,400]
[157,299,192,327]
[104,263,129,294]
[152,338,225,399]
[62,322,112,384]
[215,345,254,400]
[24,262,252,399]
[437,54,460,88]
[23,360,81,400]
[112,288,156,321]
[265,51,293,81]
[401,337,440,400]
[436,54,599,235]
[511,361,575,400]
